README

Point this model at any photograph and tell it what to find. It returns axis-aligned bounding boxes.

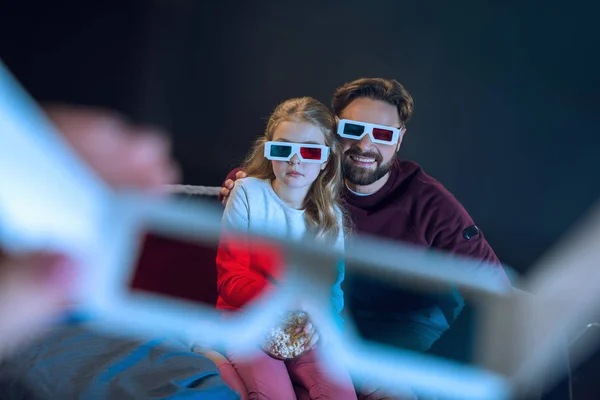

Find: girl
[215,97,356,399]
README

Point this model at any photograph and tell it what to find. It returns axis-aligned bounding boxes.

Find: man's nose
[356,134,374,151]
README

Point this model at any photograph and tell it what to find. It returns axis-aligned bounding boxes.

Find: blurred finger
[0,252,76,357]
[125,130,179,188]
[44,105,178,191]
[224,179,234,189]
[128,128,170,166]
[306,332,319,350]
[303,322,313,334]
[235,171,247,179]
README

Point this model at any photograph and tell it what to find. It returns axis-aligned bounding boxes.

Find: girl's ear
[320,161,328,171]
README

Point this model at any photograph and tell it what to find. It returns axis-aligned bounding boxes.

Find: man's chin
[345,170,379,186]
[343,161,392,187]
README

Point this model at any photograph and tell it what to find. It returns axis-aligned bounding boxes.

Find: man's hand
[220,170,247,205]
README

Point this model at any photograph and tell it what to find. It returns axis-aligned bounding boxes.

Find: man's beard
[342,149,394,186]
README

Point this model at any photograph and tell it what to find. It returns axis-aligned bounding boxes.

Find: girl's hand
[292,318,320,351]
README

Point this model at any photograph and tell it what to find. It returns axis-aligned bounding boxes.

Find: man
[219,78,510,398]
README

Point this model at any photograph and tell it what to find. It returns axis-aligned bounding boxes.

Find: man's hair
[331,78,414,127]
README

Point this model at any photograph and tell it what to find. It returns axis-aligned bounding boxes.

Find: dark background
[1,0,599,276]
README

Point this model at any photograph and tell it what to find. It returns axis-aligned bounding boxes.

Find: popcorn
[262,311,316,359]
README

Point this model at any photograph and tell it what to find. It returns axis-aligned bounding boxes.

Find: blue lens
[270,144,292,157]
[343,123,365,136]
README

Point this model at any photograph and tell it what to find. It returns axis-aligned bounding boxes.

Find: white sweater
[221,177,345,320]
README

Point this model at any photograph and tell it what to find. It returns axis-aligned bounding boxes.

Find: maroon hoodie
[342,158,509,351]
[344,159,503,267]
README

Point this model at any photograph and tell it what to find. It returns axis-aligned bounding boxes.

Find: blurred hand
[220,170,247,205]
[0,104,180,358]
[45,104,180,191]
[0,251,76,359]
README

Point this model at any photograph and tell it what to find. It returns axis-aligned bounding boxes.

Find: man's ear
[396,127,407,153]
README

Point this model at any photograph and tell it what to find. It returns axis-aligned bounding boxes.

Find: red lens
[299,147,322,160]
[372,128,394,142]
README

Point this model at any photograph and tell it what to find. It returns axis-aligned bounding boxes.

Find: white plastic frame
[337,119,402,145]
[264,141,330,163]
[88,192,511,400]
[4,57,600,400]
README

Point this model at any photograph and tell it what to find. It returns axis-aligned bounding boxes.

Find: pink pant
[227,347,358,400]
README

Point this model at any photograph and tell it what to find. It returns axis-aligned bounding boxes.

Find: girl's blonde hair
[243,97,347,242]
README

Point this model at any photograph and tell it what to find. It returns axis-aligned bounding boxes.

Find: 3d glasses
[337,119,401,145]
[264,141,330,163]
[6,55,592,400]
